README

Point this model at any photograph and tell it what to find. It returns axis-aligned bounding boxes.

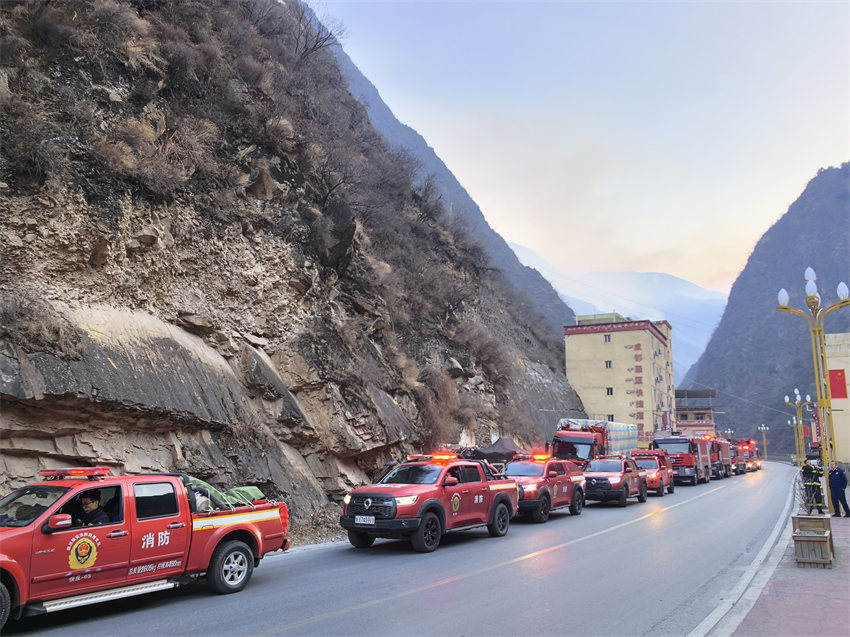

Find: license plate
[355,515,375,525]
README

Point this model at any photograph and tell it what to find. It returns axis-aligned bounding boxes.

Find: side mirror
[443,476,459,486]
[45,514,72,532]
[547,471,557,478]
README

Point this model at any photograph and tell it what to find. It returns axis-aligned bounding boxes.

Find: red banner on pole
[829,369,848,399]
[803,425,810,437]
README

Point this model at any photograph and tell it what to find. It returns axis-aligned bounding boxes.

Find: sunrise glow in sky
[316,0,850,293]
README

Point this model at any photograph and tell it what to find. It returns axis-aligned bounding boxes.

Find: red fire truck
[707,437,733,479]
[504,453,585,522]
[739,439,763,471]
[0,467,290,630]
[650,435,711,485]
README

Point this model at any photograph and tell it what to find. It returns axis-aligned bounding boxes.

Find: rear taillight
[278,502,289,533]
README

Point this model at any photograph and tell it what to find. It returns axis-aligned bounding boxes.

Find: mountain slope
[509,244,727,380]
[683,163,850,454]
[332,44,575,334]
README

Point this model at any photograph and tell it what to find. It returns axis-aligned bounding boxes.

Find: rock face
[0,0,584,519]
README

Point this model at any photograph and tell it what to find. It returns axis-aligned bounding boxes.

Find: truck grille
[347,495,396,519]
[586,477,611,489]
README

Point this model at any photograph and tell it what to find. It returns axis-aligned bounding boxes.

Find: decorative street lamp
[784,388,812,466]
[724,428,734,440]
[777,267,850,510]
[757,424,769,461]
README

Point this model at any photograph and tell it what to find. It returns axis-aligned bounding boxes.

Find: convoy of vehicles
[1,428,764,631]
[632,449,675,496]
[583,457,648,506]
[551,419,639,467]
[0,467,290,630]
[504,453,585,522]
[339,453,519,553]
[650,435,712,485]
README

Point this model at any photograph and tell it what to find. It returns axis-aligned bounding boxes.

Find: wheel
[532,495,551,523]
[637,481,647,502]
[488,502,510,537]
[348,529,375,548]
[569,489,584,516]
[0,581,10,632]
[655,483,665,497]
[667,480,675,494]
[618,485,628,507]
[207,540,254,594]
[411,511,441,552]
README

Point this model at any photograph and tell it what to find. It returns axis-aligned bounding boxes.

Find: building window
[607,414,615,421]
[606,387,614,396]
[604,334,611,343]
[604,360,612,369]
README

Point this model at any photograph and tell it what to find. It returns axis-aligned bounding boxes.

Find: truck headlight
[343,494,351,505]
[394,495,419,506]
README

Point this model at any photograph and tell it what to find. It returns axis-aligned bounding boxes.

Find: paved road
[7,462,797,637]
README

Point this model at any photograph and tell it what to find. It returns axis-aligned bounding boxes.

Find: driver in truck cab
[78,492,109,526]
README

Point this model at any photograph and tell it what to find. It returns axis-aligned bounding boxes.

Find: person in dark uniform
[801,459,824,515]
[79,493,109,526]
[828,461,850,517]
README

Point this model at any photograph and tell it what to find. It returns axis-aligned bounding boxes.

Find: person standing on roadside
[828,461,850,517]
[801,459,825,514]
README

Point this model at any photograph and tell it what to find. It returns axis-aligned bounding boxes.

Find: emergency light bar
[39,467,111,478]
[531,453,551,462]
[431,453,457,462]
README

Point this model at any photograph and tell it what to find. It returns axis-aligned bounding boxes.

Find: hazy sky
[315,0,849,293]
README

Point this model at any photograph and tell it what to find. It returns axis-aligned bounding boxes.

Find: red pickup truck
[631,449,675,496]
[0,467,290,630]
[340,453,519,552]
[504,453,585,522]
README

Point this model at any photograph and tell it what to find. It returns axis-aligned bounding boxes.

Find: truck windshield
[585,460,622,472]
[655,442,691,454]
[380,464,443,485]
[634,459,658,470]
[552,439,593,461]
[0,485,70,527]
[504,462,544,477]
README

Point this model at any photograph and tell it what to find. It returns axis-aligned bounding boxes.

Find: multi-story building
[564,313,675,446]
[674,388,717,438]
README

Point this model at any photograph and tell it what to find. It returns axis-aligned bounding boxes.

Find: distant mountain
[509,244,727,380]
[332,45,575,335]
[683,163,850,454]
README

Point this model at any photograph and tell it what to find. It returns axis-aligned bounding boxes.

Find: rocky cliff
[0,0,583,519]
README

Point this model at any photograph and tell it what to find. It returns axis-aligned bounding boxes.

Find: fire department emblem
[553,485,558,496]
[69,537,98,570]
[451,493,461,514]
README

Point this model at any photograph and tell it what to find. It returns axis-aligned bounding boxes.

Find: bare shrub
[0,292,84,360]
[91,0,150,47]
[0,33,28,65]
[30,5,79,49]
[454,322,519,389]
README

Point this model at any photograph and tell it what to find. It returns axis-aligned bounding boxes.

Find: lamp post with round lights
[784,389,811,466]
[777,267,849,509]
[757,424,769,461]
[724,428,734,440]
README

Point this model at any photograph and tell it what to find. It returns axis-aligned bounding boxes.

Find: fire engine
[650,435,711,485]
[0,467,290,630]
[340,453,519,552]
[504,453,585,522]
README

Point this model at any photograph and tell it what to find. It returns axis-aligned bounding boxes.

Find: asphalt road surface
[6,462,797,637]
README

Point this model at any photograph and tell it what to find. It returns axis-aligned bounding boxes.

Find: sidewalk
[731,513,850,636]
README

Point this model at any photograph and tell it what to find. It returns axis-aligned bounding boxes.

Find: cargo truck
[552,419,639,468]
[650,435,711,485]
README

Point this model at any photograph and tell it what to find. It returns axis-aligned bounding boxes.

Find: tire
[618,485,628,507]
[348,529,375,548]
[655,483,665,497]
[1,581,10,633]
[532,495,550,523]
[488,502,510,537]
[569,489,584,516]
[411,511,441,552]
[637,481,647,503]
[667,480,675,494]
[207,540,254,594]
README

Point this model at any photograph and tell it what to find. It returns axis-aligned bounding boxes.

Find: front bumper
[340,515,421,537]
[585,487,623,501]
